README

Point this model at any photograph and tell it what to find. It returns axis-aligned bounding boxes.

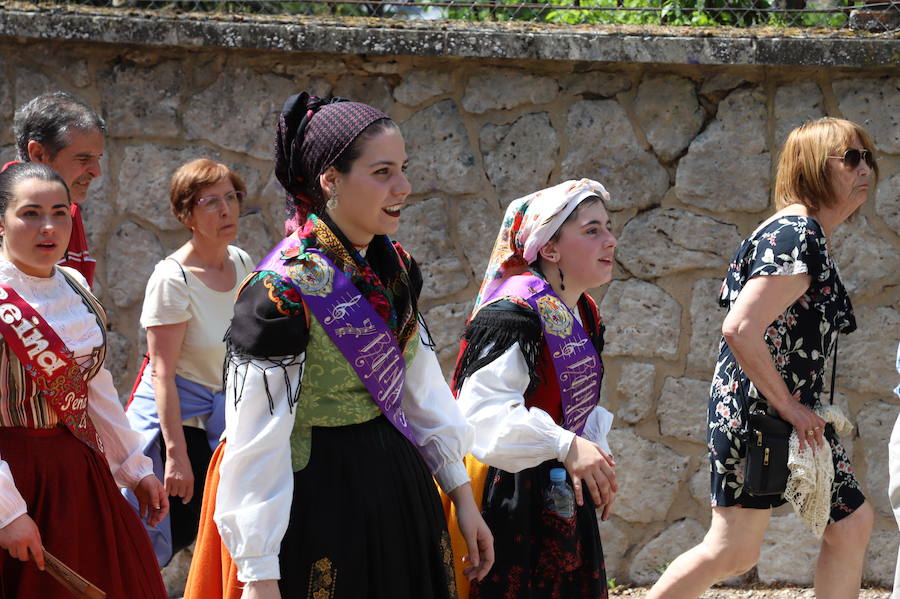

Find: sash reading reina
[0,284,103,453]
[257,239,417,446]
[479,274,602,436]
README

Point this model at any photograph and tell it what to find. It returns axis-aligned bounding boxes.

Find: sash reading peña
[257,239,416,446]
[481,275,602,436]
[0,284,103,453]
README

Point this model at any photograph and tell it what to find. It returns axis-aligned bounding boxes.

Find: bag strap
[828,335,838,405]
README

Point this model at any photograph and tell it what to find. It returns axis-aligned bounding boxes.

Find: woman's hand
[134,474,170,526]
[0,514,44,570]
[241,579,281,599]
[164,447,195,504]
[448,482,495,581]
[771,393,827,453]
[564,436,617,518]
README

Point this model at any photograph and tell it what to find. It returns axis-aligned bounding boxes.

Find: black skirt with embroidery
[470,460,607,599]
[277,415,458,599]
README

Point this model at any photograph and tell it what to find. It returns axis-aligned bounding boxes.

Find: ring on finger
[805,429,815,436]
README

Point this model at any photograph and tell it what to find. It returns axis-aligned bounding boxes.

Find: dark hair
[13,92,107,161]
[0,162,71,216]
[304,118,398,214]
[169,158,247,226]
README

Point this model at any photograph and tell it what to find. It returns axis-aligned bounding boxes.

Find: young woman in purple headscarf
[184,93,493,599]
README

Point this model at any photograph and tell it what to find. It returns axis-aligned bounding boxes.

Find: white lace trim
[784,404,853,538]
[0,260,102,359]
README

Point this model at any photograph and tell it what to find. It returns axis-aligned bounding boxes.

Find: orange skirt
[183,441,242,599]
[441,454,491,599]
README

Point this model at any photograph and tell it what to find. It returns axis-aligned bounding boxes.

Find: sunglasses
[828,148,874,169]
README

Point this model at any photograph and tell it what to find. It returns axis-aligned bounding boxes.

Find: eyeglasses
[827,148,874,169]
[195,190,245,213]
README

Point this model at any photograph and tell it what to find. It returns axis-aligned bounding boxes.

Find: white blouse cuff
[435,460,469,494]
[555,428,576,463]
[113,453,155,490]
[0,462,27,528]
[235,555,281,583]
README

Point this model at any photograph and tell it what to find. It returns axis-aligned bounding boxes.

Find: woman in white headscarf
[446,179,618,599]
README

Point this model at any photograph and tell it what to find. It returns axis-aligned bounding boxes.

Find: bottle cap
[549,468,566,483]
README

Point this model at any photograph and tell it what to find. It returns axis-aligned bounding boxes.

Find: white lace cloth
[784,404,853,538]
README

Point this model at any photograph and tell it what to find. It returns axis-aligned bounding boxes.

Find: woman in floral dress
[648,117,878,599]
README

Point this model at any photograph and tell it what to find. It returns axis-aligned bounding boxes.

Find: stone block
[332,75,394,114]
[688,278,726,375]
[875,170,900,233]
[699,73,746,100]
[480,112,558,201]
[0,58,10,119]
[105,221,165,308]
[629,519,706,584]
[423,301,473,372]
[608,428,690,523]
[857,401,900,517]
[105,330,131,404]
[773,81,826,147]
[117,145,263,233]
[462,68,557,114]
[674,88,770,214]
[561,100,668,212]
[162,546,193,598]
[597,516,630,579]
[457,198,502,280]
[392,197,470,301]
[79,151,115,252]
[600,279,681,360]
[689,464,710,504]
[634,74,704,163]
[757,512,818,584]
[394,69,453,106]
[234,213,276,266]
[839,307,900,395]
[658,376,710,445]
[616,207,740,279]
[561,71,631,98]
[834,77,900,154]
[401,100,481,195]
[183,68,296,160]
[864,527,898,586]
[616,362,656,425]
[830,214,897,296]
[99,60,181,138]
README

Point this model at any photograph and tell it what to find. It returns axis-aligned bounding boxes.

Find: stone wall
[1,8,899,590]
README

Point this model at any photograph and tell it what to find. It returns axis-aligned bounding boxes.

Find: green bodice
[289,312,419,471]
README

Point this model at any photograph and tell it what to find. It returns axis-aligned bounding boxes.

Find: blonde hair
[774,117,879,211]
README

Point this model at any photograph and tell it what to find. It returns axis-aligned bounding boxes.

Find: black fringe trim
[452,301,544,395]
[224,339,306,415]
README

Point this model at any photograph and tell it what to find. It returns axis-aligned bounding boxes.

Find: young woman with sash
[447,179,618,599]
[184,93,493,599]
[0,162,168,598]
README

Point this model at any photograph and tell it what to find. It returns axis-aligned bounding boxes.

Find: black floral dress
[707,215,866,521]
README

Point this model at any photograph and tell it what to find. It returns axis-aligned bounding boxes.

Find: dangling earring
[558,265,566,291]
[326,188,339,212]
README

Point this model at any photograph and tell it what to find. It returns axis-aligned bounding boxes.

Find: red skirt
[0,426,167,599]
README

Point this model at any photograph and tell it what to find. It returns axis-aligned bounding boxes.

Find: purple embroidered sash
[481,275,601,435]
[257,238,416,445]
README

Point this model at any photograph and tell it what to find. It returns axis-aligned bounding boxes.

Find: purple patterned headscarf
[274,92,389,235]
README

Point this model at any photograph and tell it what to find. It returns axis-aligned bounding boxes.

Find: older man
[12,91,105,286]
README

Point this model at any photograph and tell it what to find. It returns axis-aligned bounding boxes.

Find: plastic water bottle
[544,467,575,519]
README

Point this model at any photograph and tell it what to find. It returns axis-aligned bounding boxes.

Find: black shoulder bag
[742,339,838,496]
